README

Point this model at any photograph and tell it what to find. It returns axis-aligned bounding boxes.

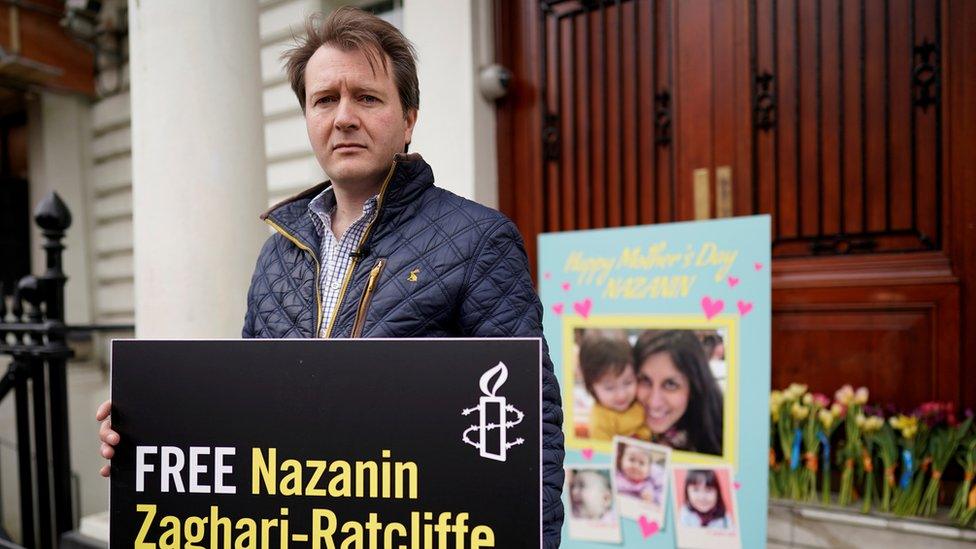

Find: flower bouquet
[818,401,844,506]
[919,409,972,517]
[836,385,869,506]
[769,390,786,498]
[950,430,976,526]
[858,411,885,513]
[796,392,831,502]
[874,421,901,513]
[777,384,810,500]
[890,411,929,516]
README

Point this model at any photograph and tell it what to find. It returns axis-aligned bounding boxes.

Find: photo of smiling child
[565,465,622,543]
[578,335,649,440]
[671,464,741,549]
[612,436,671,522]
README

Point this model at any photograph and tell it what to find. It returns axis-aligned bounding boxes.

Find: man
[98,7,564,545]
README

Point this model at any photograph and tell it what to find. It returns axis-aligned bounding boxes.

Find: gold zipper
[264,218,323,336]
[351,258,387,338]
[323,161,399,338]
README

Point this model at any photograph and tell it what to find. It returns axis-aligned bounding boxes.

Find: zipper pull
[366,259,385,290]
[351,258,387,338]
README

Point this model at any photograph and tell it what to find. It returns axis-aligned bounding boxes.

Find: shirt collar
[307,186,379,228]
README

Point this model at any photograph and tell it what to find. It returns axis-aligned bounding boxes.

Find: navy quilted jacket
[243,154,564,546]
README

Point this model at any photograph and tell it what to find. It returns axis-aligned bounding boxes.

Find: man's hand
[96,400,119,477]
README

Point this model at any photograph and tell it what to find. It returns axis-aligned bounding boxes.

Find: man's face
[304,45,417,189]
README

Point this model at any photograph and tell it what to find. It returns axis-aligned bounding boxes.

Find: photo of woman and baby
[571,328,728,457]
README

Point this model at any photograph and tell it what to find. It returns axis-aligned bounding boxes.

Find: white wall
[27,92,94,325]
[260,0,327,205]
[404,0,498,207]
[89,90,134,325]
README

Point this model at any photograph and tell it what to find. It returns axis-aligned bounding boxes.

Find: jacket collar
[260,153,434,251]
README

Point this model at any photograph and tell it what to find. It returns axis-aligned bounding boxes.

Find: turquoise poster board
[539,216,771,548]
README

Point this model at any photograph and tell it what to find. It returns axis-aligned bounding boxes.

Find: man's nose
[334,97,359,130]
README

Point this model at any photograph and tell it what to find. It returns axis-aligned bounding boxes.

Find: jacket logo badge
[461,362,524,462]
[407,268,420,282]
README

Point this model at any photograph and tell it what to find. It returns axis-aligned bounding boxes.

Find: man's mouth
[333,143,366,151]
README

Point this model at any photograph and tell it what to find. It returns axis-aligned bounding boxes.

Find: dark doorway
[0,107,30,298]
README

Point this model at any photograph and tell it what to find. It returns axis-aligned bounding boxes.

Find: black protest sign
[110,339,541,548]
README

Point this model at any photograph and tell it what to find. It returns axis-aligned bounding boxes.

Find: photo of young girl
[565,465,622,543]
[671,465,741,549]
[612,436,671,523]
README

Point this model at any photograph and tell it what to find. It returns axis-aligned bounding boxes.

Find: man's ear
[403,108,418,147]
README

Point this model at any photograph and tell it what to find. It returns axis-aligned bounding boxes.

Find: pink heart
[754,262,763,271]
[737,300,754,316]
[543,272,552,280]
[561,281,571,291]
[637,516,660,538]
[581,448,594,460]
[733,481,742,490]
[551,303,564,315]
[572,298,593,319]
[727,276,740,288]
[700,296,724,320]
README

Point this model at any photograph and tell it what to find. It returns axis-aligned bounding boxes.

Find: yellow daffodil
[791,401,810,421]
[889,415,918,439]
[834,384,855,406]
[818,408,835,430]
[830,402,845,417]
[861,415,884,433]
[786,383,808,400]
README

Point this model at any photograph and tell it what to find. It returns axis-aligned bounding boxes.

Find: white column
[129,1,268,338]
[404,0,498,207]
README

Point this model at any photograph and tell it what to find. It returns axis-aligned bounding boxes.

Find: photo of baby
[671,464,741,549]
[565,465,622,543]
[612,436,671,523]
[578,334,649,441]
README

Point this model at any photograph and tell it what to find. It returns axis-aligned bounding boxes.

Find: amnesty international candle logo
[461,362,525,462]
[111,339,543,548]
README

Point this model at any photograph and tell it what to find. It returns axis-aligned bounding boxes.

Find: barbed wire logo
[461,361,524,462]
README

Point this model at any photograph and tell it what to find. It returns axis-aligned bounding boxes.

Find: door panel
[495,0,975,408]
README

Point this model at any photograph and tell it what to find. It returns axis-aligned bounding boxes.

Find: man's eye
[315,96,337,105]
[361,95,378,103]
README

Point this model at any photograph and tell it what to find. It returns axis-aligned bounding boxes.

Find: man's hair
[578,335,632,397]
[281,7,419,116]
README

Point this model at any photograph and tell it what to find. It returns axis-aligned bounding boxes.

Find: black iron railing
[0,192,75,548]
